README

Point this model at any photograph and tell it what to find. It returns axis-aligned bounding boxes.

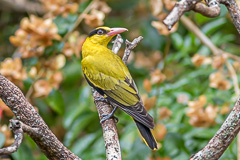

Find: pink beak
[107,28,128,36]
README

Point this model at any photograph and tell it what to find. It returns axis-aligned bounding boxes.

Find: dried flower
[141,94,157,111]
[219,104,230,115]
[152,124,167,141]
[41,0,79,17]
[84,9,105,27]
[0,125,14,147]
[177,93,189,105]
[0,58,27,87]
[191,54,206,67]
[150,0,163,16]
[152,21,178,36]
[33,79,53,97]
[150,69,166,85]
[135,51,162,69]
[163,0,176,11]
[0,99,13,117]
[233,61,240,72]
[10,15,61,58]
[143,79,152,93]
[159,107,172,120]
[63,31,85,58]
[187,95,218,127]
[209,72,232,90]
[212,55,227,69]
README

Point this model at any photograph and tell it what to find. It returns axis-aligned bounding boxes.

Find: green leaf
[202,18,226,35]
[0,133,5,148]
[71,132,100,155]
[44,41,65,56]
[63,113,96,146]
[23,77,33,91]
[62,59,82,87]
[163,132,185,157]
[45,89,65,115]
[125,138,151,160]
[22,57,38,67]
[54,14,78,35]
[171,33,183,49]
[12,142,34,160]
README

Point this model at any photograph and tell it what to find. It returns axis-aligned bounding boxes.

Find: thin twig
[0,120,23,155]
[112,34,123,54]
[163,0,220,30]
[180,15,240,62]
[122,36,143,65]
[226,62,240,97]
[219,0,240,34]
[226,61,240,160]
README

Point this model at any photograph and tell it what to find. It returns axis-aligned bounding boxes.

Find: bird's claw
[95,97,109,103]
[100,114,119,123]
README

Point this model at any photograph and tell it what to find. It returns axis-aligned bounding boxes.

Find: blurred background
[0,0,239,159]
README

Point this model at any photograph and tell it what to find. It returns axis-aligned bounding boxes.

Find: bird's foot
[95,97,109,103]
[100,106,118,123]
[100,114,119,123]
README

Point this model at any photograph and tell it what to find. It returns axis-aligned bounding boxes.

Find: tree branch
[122,36,143,65]
[163,0,240,35]
[91,35,143,160]
[0,120,23,154]
[219,0,240,34]
[0,0,45,15]
[92,91,122,160]
[163,0,220,30]
[0,74,81,160]
[190,97,240,160]
[112,34,124,54]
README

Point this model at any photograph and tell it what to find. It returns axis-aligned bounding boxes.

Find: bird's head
[87,26,128,46]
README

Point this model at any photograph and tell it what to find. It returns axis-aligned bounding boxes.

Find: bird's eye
[97,29,104,35]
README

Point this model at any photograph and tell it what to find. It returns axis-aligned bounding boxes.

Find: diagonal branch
[122,36,143,65]
[190,97,240,160]
[220,0,240,34]
[180,15,240,62]
[0,74,81,160]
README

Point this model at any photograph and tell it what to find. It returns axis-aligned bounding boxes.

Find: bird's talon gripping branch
[100,115,119,124]
[100,106,118,123]
[95,97,109,103]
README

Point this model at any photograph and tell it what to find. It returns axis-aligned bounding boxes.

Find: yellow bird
[81,26,157,150]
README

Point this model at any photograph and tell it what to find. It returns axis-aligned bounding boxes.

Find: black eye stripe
[88,28,108,37]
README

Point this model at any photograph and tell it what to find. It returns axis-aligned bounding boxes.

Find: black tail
[134,120,158,150]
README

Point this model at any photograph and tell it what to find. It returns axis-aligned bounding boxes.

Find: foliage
[0,0,239,159]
